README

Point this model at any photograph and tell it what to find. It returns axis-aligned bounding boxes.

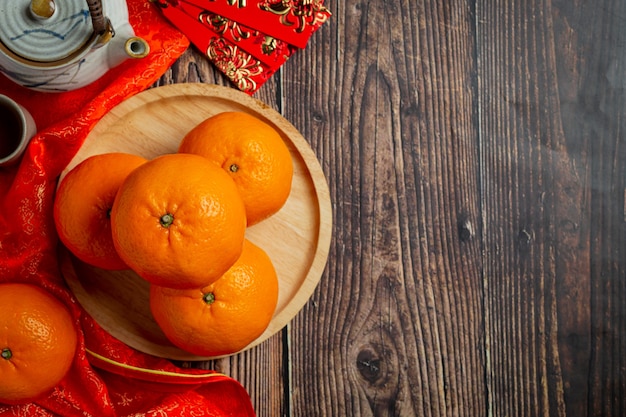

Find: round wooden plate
[59,83,332,361]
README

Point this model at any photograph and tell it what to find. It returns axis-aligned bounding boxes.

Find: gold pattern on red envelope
[206,37,264,92]
[259,0,331,34]
[153,0,330,93]
[194,7,296,66]
[189,0,329,47]
[202,13,255,42]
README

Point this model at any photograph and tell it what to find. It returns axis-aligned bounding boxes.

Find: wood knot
[457,218,474,242]
[518,228,533,249]
[356,349,381,383]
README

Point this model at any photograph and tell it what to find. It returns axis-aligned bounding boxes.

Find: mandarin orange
[110,153,247,289]
[54,152,147,270]
[178,111,293,226]
[150,239,279,357]
[0,283,78,404]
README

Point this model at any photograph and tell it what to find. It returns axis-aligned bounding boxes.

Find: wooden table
[156,0,626,415]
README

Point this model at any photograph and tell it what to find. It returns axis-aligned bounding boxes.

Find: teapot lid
[0,0,94,63]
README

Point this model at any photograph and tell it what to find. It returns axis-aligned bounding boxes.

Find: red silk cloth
[0,1,255,416]
[154,0,331,94]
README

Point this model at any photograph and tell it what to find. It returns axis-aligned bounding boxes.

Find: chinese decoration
[153,0,331,94]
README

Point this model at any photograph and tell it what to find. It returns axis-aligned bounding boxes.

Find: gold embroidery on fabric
[259,0,330,32]
[206,38,263,92]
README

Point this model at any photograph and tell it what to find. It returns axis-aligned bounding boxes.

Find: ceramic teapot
[0,0,149,92]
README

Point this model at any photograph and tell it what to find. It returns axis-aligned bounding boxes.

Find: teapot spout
[124,36,150,59]
[107,22,150,68]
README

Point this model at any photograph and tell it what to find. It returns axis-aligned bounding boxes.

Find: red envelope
[177,0,297,68]
[155,2,270,92]
[182,0,331,48]
[152,0,330,93]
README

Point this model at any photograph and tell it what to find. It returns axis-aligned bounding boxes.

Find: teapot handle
[86,0,108,35]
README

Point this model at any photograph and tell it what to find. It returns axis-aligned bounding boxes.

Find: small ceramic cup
[0,95,37,167]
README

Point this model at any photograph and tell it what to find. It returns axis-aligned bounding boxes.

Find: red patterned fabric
[0,1,256,416]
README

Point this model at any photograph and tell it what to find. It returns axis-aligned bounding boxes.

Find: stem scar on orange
[54,152,147,270]
[150,239,279,357]
[0,283,78,404]
[111,153,247,289]
[178,111,293,226]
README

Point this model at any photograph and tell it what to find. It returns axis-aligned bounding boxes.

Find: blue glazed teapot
[0,0,150,92]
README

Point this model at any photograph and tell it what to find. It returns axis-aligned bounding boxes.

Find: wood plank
[477,0,626,415]
[282,1,485,415]
[477,0,573,414]
[550,1,626,415]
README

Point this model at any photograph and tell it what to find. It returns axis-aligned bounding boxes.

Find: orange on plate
[111,153,247,289]
[0,283,77,404]
[178,111,293,226]
[150,239,279,357]
[57,84,333,361]
[54,152,147,270]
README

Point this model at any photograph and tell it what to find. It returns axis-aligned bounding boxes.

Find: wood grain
[478,0,626,415]
[150,0,626,415]
[282,0,486,415]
